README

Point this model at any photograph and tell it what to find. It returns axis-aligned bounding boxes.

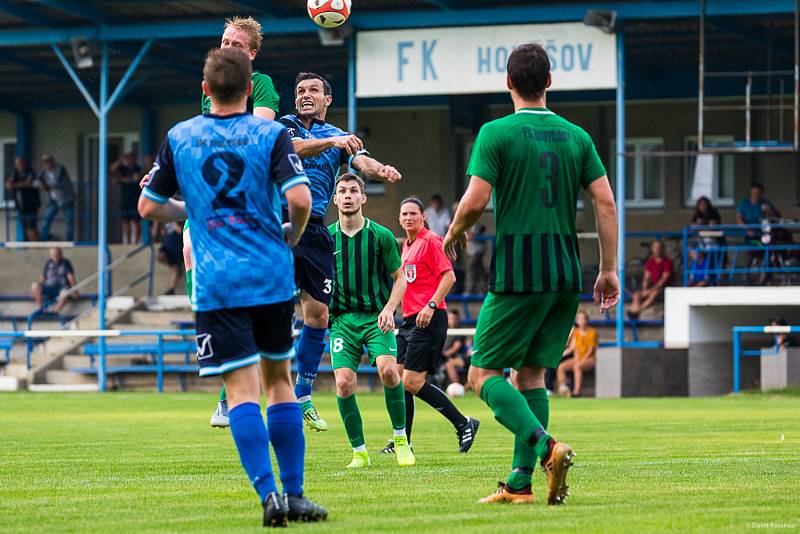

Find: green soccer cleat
[394,436,415,466]
[346,451,371,469]
[301,401,328,432]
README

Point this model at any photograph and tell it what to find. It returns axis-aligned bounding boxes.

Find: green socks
[481,375,550,460]
[336,394,365,449]
[219,385,226,402]
[507,388,550,490]
[383,382,406,431]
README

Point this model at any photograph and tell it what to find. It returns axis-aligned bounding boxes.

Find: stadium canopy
[0,0,795,353]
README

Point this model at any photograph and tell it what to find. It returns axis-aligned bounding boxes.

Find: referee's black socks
[416,383,469,428]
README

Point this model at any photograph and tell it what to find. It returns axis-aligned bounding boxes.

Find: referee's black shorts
[396,309,448,374]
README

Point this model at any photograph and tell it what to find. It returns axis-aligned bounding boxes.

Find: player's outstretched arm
[351,155,401,183]
[292,135,363,159]
[378,268,407,333]
[138,195,186,223]
[586,176,620,311]
[283,184,312,247]
[443,175,492,261]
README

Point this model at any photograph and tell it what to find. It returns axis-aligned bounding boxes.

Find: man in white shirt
[424,194,451,237]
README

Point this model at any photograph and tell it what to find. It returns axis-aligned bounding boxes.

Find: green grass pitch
[1,391,798,533]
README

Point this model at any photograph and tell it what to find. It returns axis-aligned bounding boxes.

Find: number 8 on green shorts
[329,312,398,371]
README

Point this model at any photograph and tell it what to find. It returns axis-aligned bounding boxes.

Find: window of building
[608,137,665,208]
[683,135,735,207]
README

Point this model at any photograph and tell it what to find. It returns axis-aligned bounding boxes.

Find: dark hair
[295,72,332,96]
[431,194,443,203]
[772,316,788,326]
[400,196,424,211]
[399,196,429,229]
[335,172,365,193]
[694,196,712,212]
[203,48,252,105]
[507,42,551,100]
[449,308,460,317]
[692,196,720,225]
[751,182,765,191]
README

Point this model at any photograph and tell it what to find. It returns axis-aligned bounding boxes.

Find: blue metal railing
[732,325,800,393]
[682,222,800,286]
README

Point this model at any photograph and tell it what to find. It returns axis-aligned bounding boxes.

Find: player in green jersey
[444,43,620,506]
[328,173,414,468]
[202,17,282,428]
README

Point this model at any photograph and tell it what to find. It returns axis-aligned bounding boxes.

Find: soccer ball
[446,382,465,398]
[307,0,351,28]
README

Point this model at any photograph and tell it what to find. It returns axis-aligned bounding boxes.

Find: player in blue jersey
[138,48,327,527]
[278,72,402,431]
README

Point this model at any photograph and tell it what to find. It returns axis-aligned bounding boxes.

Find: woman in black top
[5,156,40,241]
[691,196,721,226]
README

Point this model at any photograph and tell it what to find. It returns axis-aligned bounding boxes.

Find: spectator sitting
[628,240,673,319]
[36,155,75,241]
[770,317,798,348]
[31,247,78,313]
[157,222,184,295]
[441,309,469,387]
[556,311,598,397]
[691,196,721,226]
[737,183,779,233]
[687,248,713,287]
[423,193,451,237]
[466,222,488,294]
[110,151,142,244]
[5,156,40,241]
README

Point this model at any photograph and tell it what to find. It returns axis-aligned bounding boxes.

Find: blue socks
[228,402,277,503]
[267,402,305,496]
[294,326,327,401]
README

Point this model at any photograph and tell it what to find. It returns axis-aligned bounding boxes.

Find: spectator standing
[556,311,598,397]
[736,183,779,226]
[424,194,451,237]
[110,152,142,244]
[157,222,184,295]
[628,240,673,318]
[36,155,75,241]
[466,222,488,293]
[31,247,78,313]
[5,156,40,241]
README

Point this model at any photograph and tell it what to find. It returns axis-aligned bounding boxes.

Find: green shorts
[329,312,397,372]
[471,291,580,371]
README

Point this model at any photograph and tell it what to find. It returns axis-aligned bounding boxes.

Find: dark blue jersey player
[277,72,402,432]
[138,48,327,527]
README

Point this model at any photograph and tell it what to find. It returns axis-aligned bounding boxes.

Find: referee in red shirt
[383,196,479,455]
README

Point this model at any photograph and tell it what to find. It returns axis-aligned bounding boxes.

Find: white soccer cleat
[210,399,230,428]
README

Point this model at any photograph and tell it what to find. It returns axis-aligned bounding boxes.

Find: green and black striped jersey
[328,218,402,315]
[467,107,606,293]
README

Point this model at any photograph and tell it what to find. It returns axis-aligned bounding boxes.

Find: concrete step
[129,311,194,327]
[3,363,29,379]
[46,369,98,385]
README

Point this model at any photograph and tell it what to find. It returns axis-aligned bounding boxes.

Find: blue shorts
[291,218,334,305]
[195,300,295,377]
[43,285,64,302]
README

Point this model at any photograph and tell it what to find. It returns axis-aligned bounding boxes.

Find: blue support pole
[104,40,152,113]
[15,112,31,161]
[98,43,109,393]
[732,328,741,393]
[347,35,357,135]
[51,44,100,118]
[615,27,626,346]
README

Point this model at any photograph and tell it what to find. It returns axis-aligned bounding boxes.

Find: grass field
[1,391,798,533]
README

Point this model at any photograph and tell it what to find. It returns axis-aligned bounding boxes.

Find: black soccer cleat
[262,491,288,528]
[456,417,480,453]
[285,494,328,522]
[379,440,395,454]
